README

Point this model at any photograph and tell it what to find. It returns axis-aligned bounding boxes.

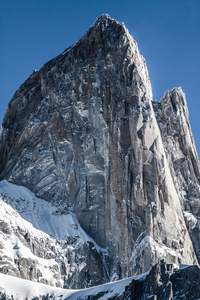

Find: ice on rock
[0,14,200,293]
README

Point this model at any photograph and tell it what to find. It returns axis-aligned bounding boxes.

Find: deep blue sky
[0,0,200,155]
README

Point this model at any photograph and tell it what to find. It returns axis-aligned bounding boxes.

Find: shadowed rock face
[118,261,200,300]
[0,14,200,284]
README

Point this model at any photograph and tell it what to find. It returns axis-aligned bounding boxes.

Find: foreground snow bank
[0,272,144,300]
[0,273,74,299]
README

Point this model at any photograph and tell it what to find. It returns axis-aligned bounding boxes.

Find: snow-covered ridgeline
[0,264,193,300]
[0,271,136,300]
[0,180,108,288]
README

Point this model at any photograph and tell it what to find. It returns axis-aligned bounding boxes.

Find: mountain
[0,14,200,298]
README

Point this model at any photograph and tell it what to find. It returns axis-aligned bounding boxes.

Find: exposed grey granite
[0,14,200,287]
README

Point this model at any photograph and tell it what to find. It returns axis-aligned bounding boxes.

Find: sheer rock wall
[0,15,199,284]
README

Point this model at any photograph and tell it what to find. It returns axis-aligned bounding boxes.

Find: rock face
[120,261,200,300]
[153,89,200,263]
[0,14,200,288]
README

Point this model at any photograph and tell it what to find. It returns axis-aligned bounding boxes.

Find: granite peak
[0,15,200,297]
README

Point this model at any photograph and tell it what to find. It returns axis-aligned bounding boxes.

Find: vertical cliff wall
[0,14,199,283]
[153,88,200,264]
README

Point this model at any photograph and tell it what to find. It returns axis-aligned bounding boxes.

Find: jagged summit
[57,14,128,62]
[0,15,200,292]
[96,13,112,21]
[94,13,117,26]
[84,13,127,40]
[94,13,127,35]
[65,13,133,63]
[0,15,150,180]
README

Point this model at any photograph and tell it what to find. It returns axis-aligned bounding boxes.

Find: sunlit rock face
[153,88,200,263]
[0,14,199,285]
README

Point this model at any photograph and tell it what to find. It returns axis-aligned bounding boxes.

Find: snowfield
[0,271,149,300]
[0,179,104,247]
[0,180,108,289]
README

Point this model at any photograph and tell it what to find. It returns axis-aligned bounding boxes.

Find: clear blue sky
[0,0,200,154]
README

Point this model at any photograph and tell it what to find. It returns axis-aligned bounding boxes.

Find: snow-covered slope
[0,272,138,300]
[0,179,105,245]
[0,262,200,300]
[0,180,108,288]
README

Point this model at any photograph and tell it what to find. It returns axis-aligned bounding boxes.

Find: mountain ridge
[0,14,200,296]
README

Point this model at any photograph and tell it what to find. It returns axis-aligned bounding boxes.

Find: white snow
[0,230,186,300]
[184,211,198,230]
[0,180,106,252]
[0,180,108,288]
[0,196,68,287]
[0,271,150,300]
[0,273,74,300]
[0,180,192,298]
[0,179,192,298]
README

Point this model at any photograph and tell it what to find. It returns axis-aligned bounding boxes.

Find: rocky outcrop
[119,261,200,300]
[0,14,200,287]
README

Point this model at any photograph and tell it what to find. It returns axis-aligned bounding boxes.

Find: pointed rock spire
[0,15,200,289]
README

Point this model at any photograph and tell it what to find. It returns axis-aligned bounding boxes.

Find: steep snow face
[0,14,199,285]
[0,180,105,245]
[0,180,109,288]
